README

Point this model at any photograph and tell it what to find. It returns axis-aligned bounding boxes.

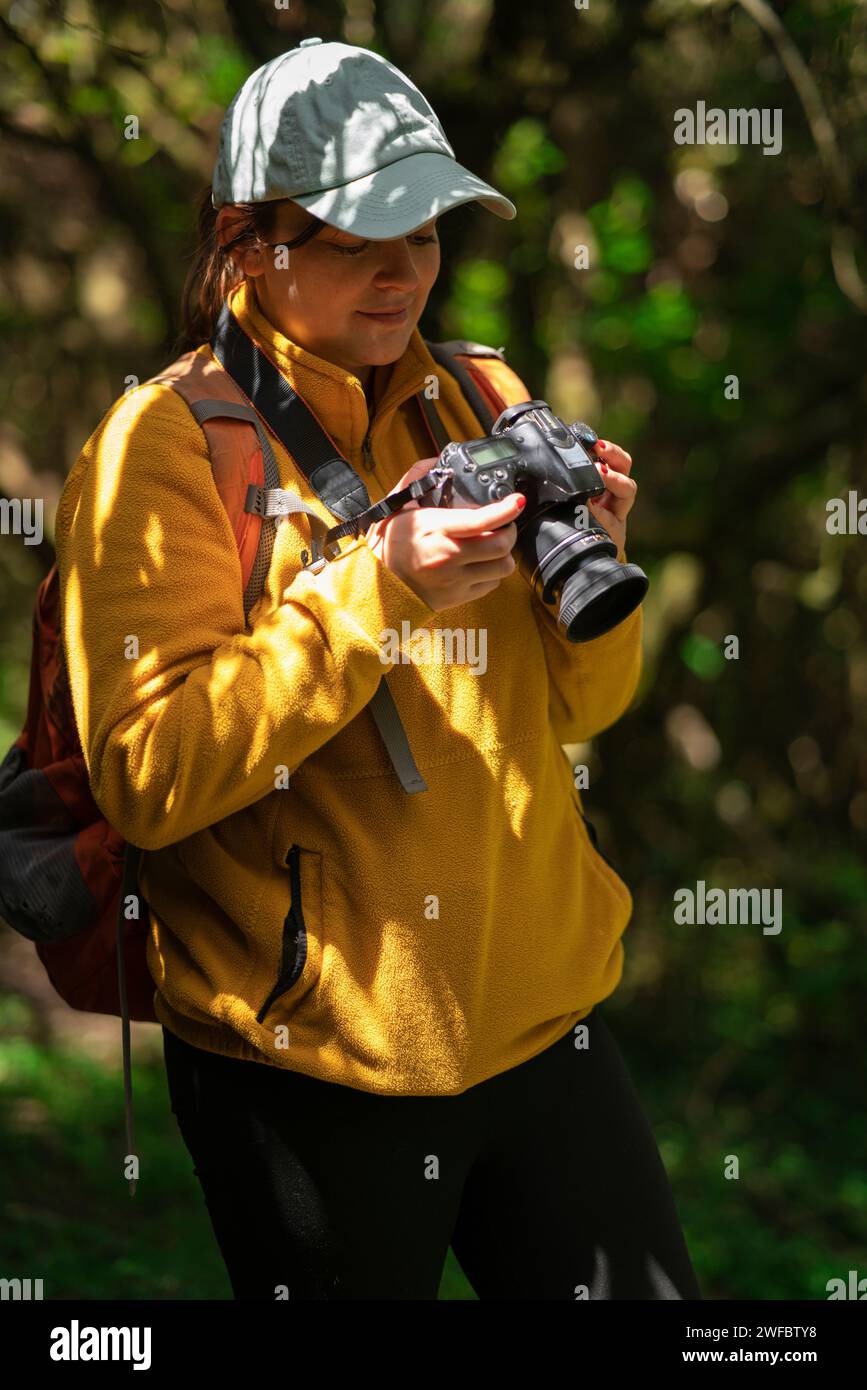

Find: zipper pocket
[576,805,620,877]
[256,844,308,1024]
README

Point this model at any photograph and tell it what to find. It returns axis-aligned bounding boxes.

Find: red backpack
[0,348,285,1025]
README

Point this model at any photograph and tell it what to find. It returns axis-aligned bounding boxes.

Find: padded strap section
[188,397,282,617]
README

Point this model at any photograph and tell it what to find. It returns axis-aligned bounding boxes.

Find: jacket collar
[225,279,438,466]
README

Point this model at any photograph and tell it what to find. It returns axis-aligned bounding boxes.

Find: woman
[56,38,701,1300]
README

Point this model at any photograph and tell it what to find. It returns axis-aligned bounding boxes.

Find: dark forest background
[1,0,865,1300]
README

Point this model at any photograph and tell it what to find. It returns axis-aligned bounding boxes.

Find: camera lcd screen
[467,439,520,466]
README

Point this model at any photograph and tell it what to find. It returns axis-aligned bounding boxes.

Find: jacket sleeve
[56,383,439,852]
[469,355,644,746]
[529,591,644,746]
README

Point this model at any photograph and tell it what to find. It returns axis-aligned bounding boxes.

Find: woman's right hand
[365,458,526,613]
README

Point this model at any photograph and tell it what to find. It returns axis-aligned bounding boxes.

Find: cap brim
[290,150,517,239]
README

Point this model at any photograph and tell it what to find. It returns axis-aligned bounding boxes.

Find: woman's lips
[356,307,410,324]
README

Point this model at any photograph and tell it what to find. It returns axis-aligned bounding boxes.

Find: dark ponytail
[172,185,326,356]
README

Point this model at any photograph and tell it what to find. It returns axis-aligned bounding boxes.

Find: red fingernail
[597,442,607,450]
[600,463,609,474]
[516,495,527,509]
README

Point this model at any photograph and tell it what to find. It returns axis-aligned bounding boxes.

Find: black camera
[425,401,649,643]
[315,398,649,642]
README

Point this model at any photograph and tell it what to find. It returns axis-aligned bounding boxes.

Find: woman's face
[233,200,441,385]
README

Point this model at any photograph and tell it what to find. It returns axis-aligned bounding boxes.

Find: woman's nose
[371,239,421,287]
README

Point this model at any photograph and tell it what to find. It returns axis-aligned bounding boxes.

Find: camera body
[425,401,649,643]
[436,400,606,509]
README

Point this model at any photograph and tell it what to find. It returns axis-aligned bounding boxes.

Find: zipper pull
[361,432,375,473]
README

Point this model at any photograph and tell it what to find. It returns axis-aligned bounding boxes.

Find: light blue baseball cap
[212,37,517,239]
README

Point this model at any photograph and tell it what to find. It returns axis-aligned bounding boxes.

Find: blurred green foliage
[1,0,866,1302]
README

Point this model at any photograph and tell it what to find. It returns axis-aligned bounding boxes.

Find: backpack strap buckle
[243,485,344,564]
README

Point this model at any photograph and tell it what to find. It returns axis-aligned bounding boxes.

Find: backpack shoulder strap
[143,349,323,622]
[419,341,529,450]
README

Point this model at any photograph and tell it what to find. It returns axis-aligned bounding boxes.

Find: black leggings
[163,1009,701,1300]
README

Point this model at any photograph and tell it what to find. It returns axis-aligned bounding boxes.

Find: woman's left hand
[587,440,637,563]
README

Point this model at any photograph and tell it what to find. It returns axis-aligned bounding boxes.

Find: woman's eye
[328,233,438,256]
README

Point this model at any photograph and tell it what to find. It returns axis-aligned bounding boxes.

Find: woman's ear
[215,205,265,275]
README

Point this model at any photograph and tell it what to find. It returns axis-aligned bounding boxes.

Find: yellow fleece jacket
[54,278,643,1096]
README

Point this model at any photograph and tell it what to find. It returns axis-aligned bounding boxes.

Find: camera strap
[211,300,373,522]
[209,300,428,795]
[322,468,454,549]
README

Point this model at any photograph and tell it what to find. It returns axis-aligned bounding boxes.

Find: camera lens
[515,506,649,642]
[558,557,648,642]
